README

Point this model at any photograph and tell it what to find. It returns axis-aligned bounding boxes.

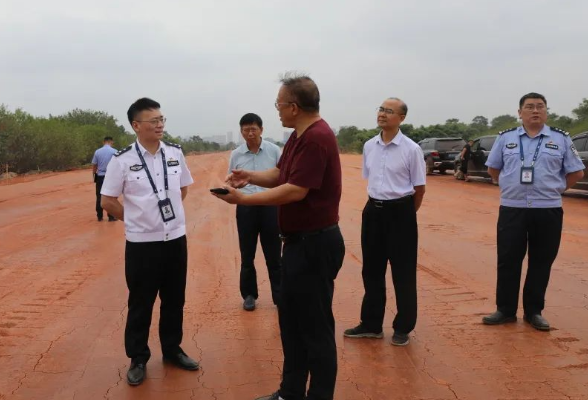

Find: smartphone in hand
[210,188,229,195]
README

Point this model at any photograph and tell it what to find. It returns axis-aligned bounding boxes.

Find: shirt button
[159,189,162,192]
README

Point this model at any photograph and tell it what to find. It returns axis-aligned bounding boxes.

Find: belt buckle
[279,234,287,243]
[373,200,384,208]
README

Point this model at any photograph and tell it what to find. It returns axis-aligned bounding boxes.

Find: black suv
[571,132,588,191]
[454,135,497,181]
[418,137,465,175]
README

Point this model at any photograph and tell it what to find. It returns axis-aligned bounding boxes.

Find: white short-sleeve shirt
[101,140,194,242]
[363,130,426,200]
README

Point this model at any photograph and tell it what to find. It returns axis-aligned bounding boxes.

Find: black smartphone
[210,188,229,195]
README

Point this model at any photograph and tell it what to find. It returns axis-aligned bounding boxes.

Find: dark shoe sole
[523,315,550,331]
[162,357,200,371]
[482,316,517,325]
[127,378,144,386]
[391,338,410,346]
[343,331,383,339]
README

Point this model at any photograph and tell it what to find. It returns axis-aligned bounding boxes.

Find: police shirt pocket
[167,168,181,188]
[540,148,563,167]
[126,172,152,195]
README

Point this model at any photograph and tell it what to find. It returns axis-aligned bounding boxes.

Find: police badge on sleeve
[571,144,581,159]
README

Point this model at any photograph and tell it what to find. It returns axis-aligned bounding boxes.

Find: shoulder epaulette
[498,127,517,135]
[164,141,182,149]
[114,145,132,157]
[550,127,569,136]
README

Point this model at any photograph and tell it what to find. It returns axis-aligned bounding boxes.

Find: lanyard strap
[135,143,168,197]
[519,134,543,166]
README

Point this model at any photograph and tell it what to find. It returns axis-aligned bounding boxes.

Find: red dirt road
[1,153,587,400]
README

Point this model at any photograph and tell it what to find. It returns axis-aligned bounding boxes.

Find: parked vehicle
[571,131,588,191]
[418,137,465,175]
[454,135,498,181]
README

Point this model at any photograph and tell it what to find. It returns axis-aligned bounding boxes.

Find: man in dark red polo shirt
[213,72,345,400]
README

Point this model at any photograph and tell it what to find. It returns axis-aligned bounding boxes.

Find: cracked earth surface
[1,153,587,400]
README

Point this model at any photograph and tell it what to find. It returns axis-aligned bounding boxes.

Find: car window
[434,140,465,151]
[479,137,496,151]
[471,140,481,152]
[573,136,588,152]
[420,141,429,150]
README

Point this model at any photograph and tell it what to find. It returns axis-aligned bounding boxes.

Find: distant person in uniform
[459,139,474,181]
[482,92,585,331]
[101,98,199,386]
[92,136,117,221]
[228,113,282,311]
[214,73,345,400]
[344,97,426,346]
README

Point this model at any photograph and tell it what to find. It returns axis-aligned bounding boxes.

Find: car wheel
[439,168,446,175]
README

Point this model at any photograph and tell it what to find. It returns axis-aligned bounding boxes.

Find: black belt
[369,195,413,208]
[279,224,339,244]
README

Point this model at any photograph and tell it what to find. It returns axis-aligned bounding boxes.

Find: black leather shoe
[482,310,517,325]
[255,391,281,400]
[524,314,550,331]
[127,362,146,386]
[97,217,103,222]
[108,216,117,222]
[163,352,200,371]
[243,295,256,311]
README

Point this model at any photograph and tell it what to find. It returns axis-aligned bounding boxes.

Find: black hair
[104,136,113,142]
[239,113,263,128]
[279,72,320,113]
[127,97,161,124]
[519,92,547,109]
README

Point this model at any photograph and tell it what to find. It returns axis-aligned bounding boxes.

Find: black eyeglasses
[135,117,166,126]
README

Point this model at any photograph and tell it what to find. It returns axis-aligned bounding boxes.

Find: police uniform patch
[545,142,559,150]
[551,127,569,136]
[130,164,143,171]
[115,145,133,157]
[499,127,517,135]
[164,141,182,149]
[167,159,180,167]
[571,144,580,158]
[506,143,517,149]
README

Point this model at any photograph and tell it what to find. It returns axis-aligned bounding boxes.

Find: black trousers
[496,206,563,316]
[236,205,282,304]
[95,175,113,220]
[278,227,345,400]
[360,198,418,334]
[124,235,188,364]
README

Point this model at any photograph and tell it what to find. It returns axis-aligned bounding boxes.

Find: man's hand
[211,186,244,205]
[226,169,251,189]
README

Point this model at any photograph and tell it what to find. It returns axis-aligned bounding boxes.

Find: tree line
[0,107,234,174]
[337,98,588,153]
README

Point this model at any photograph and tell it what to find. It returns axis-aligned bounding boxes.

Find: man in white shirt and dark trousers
[228,113,282,311]
[344,97,426,346]
[101,98,199,386]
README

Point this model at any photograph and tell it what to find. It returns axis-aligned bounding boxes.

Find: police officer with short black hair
[101,97,199,386]
[483,92,584,331]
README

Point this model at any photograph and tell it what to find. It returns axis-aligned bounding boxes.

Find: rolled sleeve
[179,153,194,187]
[100,157,124,197]
[410,146,427,186]
[486,135,504,169]
[563,136,586,174]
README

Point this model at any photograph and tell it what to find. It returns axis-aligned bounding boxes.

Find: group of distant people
[92,73,584,400]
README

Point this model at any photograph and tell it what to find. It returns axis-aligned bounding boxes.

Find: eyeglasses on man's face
[135,117,167,126]
[275,101,296,110]
[242,127,260,134]
[522,104,546,111]
[377,106,397,115]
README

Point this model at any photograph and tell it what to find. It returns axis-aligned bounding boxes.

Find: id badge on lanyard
[135,143,176,222]
[519,135,542,185]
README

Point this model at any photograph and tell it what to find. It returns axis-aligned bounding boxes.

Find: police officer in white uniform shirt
[101,98,198,386]
[344,97,426,347]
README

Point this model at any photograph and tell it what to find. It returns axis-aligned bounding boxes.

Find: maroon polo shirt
[277,119,342,234]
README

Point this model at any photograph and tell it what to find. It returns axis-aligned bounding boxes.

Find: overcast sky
[2,0,588,141]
